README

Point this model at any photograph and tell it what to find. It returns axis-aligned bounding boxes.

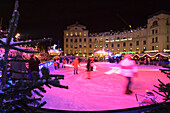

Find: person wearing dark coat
[10,51,27,79]
[29,55,40,73]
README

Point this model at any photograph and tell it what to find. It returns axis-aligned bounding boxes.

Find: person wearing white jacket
[119,54,138,94]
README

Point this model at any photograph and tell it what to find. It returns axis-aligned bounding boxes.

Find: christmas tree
[153,65,170,112]
[0,1,68,113]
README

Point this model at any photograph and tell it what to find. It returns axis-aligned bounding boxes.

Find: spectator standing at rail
[119,54,138,94]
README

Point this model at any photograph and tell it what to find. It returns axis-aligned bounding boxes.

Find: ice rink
[40,62,169,111]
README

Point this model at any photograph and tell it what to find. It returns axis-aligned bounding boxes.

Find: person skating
[119,54,138,94]
[72,57,80,75]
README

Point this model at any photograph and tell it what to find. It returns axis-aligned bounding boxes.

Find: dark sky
[0,0,170,47]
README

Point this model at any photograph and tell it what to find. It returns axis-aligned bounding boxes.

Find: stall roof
[143,53,156,57]
[154,52,170,57]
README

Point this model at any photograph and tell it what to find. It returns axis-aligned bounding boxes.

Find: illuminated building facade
[64,11,170,58]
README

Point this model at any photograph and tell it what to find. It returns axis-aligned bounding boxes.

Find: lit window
[75,32,77,36]
[70,32,73,36]
[100,44,103,47]
[79,32,82,36]
[106,44,108,48]
[95,44,97,48]
[84,33,86,36]
[66,33,68,36]
[84,44,86,48]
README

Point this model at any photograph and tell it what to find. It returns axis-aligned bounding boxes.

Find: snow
[39,62,169,111]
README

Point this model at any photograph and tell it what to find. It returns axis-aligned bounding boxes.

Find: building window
[100,38,103,42]
[84,33,87,36]
[75,39,77,42]
[79,38,82,42]
[117,37,120,40]
[84,44,86,48]
[136,41,139,46]
[66,44,68,48]
[106,44,108,48]
[105,39,109,42]
[152,38,154,43]
[70,32,73,36]
[89,38,92,42]
[75,44,77,49]
[75,32,77,36]
[117,44,120,47]
[70,44,73,48]
[111,43,114,47]
[152,46,154,50]
[84,49,86,53]
[152,29,154,34]
[123,42,126,47]
[66,38,68,42]
[155,29,158,34]
[130,42,132,46]
[167,36,169,42]
[79,45,82,48]
[66,33,68,36]
[152,21,158,26]
[95,38,98,42]
[70,39,73,42]
[143,47,146,51]
[79,50,82,53]
[100,44,103,47]
[79,32,82,36]
[167,45,169,49]
[89,44,92,48]
[143,40,146,45]
[84,38,86,42]
[155,37,158,42]
[95,44,97,48]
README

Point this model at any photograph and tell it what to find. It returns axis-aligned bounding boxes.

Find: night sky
[0,0,170,47]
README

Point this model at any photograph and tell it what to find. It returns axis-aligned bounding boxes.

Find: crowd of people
[9,52,40,81]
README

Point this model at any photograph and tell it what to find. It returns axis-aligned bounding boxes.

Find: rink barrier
[39,60,54,70]
[38,102,170,113]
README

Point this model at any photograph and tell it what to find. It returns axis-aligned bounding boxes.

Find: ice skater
[86,59,91,79]
[72,57,80,75]
[119,54,138,94]
[62,58,66,68]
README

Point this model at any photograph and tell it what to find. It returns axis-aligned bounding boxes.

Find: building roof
[148,10,170,19]
[68,22,86,28]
